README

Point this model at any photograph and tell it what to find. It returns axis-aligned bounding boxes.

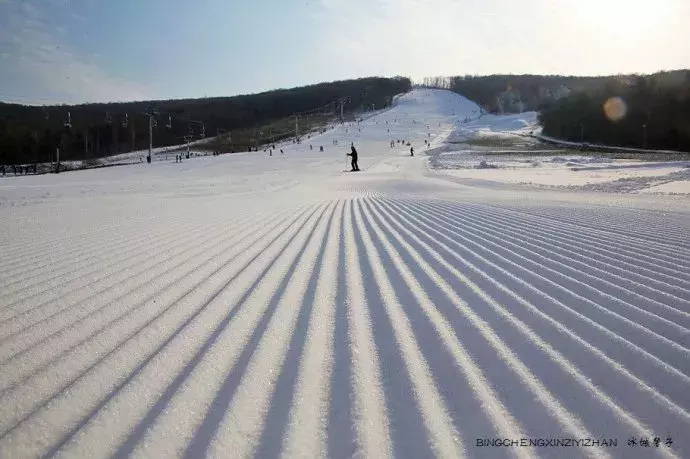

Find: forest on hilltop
[0,76,411,165]
[419,70,690,151]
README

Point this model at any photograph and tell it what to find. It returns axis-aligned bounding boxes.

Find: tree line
[538,71,690,151]
[0,76,411,165]
[429,70,689,151]
[448,74,617,113]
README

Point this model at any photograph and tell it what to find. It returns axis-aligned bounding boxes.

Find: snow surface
[433,153,690,191]
[1,89,689,458]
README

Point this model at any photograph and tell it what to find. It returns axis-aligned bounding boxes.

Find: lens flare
[603,97,627,122]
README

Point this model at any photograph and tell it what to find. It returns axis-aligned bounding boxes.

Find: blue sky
[1,0,688,104]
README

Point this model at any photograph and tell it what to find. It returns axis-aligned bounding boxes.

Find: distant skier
[347,143,360,171]
[310,144,313,150]
[410,146,414,157]
[319,146,324,152]
[280,149,284,154]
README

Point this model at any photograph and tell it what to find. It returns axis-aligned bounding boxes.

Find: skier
[347,143,360,171]
[319,146,324,152]
[410,146,414,157]
[310,144,313,150]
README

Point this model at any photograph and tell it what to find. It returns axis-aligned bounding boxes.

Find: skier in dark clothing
[347,143,360,171]
[410,146,414,157]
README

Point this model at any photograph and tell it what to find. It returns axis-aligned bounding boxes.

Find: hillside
[0,76,411,165]
[431,70,690,151]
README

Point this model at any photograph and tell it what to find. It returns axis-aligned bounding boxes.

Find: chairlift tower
[144,109,159,163]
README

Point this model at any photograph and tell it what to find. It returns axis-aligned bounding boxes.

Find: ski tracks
[1,191,689,458]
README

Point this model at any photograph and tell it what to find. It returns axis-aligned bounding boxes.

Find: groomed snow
[434,154,689,190]
[1,89,689,458]
[640,181,690,195]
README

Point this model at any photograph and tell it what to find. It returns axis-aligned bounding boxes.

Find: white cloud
[0,0,151,104]
[311,0,690,79]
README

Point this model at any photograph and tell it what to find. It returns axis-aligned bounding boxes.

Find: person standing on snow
[410,146,414,157]
[347,143,360,171]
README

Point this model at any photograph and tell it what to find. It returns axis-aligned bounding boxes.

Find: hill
[426,70,690,151]
[0,76,411,165]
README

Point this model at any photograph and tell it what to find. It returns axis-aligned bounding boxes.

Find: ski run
[1,89,689,458]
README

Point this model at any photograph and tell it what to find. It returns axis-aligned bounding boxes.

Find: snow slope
[1,89,689,458]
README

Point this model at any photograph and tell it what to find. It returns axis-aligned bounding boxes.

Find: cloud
[311,0,503,79]
[0,0,151,104]
[310,0,690,80]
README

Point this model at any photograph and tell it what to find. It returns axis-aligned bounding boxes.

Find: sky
[0,0,688,104]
